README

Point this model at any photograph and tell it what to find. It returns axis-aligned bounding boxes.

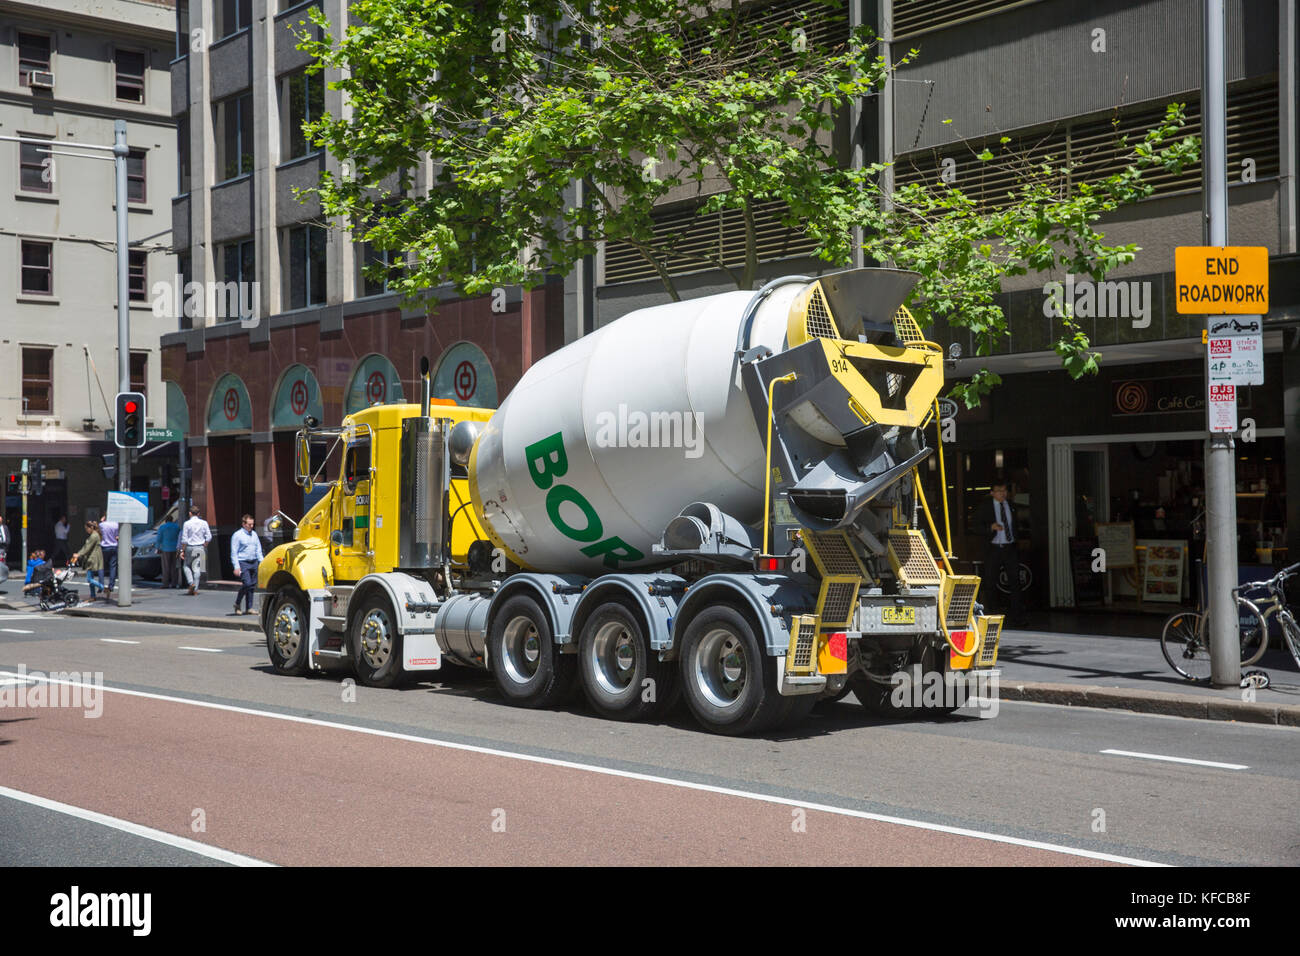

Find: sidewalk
[2,583,1298,724]
[0,578,262,631]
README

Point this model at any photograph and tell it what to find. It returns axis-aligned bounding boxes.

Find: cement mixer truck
[257,267,1002,734]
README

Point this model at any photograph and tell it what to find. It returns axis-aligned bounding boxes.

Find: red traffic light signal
[115,391,147,449]
[124,400,138,414]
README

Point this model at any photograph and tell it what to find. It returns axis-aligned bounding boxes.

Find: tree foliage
[298,0,1199,405]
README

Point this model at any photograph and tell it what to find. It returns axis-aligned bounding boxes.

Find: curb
[59,607,261,632]
[1000,680,1300,727]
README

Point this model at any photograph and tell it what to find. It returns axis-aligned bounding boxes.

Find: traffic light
[115,392,146,449]
[101,453,117,481]
[5,473,18,495]
[29,460,43,496]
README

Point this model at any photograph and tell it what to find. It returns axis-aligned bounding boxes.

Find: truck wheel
[351,592,404,688]
[267,585,310,677]
[578,601,677,721]
[488,595,576,708]
[679,605,784,736]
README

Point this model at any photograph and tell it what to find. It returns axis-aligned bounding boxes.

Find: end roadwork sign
[1175,246,1268,314]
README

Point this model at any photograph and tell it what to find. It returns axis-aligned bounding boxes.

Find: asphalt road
[1,610,1296,866]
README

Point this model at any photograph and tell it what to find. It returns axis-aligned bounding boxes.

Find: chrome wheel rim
[358,608,393,669]
[693,627,747,709]
[273,602,302,659]
[502,615,542,684]
[590,620,639,697]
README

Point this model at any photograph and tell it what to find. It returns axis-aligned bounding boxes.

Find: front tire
[578,601,678,721]
[267,585,310,676]
[351,592,405,688]
[679,605,784,735]
[1281,613,1300,671]
[488,595,576,708]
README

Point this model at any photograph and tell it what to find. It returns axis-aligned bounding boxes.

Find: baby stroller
[25,565,78,611]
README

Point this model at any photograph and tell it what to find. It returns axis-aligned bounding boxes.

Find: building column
[1285,329,1300,566]
[251,432,275,522]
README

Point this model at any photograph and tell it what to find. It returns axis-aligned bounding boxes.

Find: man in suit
[975,481,1025,625]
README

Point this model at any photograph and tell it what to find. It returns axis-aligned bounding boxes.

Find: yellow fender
[258,538,334,592]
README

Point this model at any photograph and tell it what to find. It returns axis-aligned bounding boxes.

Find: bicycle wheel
[1235,597,1269,666]
[1161,611,1210,681]
[1281,612,1300,671]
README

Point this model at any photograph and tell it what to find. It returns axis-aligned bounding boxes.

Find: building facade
[0,0,179,564]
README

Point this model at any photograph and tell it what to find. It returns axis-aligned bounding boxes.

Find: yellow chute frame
[801,530,865,630]
[785,285,945,430]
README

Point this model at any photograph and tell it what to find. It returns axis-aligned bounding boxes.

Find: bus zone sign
[1175,246,1268,314]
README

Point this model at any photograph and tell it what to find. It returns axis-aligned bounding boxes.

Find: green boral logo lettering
[524,431,645,569]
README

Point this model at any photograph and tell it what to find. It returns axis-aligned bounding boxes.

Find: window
[218,238,256,322]
[176,0,191,59]
[357,242,405,297]
[18,33,50,87]
[22,348,54,414]
[214,93,253,181]
[129,250,148,302]
[217,0,253,39]
[285,225,326,309]
[19,135,53,193]
[128,149,147,203]
[280,69,325,161]
[177,113,191,194]
[20,240,53,296]
[115,50,145,103]
[130,352,148,400]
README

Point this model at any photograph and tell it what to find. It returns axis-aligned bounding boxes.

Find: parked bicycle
[1161,562,1300,681]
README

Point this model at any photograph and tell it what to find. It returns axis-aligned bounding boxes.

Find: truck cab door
[331,434,374,581]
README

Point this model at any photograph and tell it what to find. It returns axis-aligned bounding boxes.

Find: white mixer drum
[469,281,805,574]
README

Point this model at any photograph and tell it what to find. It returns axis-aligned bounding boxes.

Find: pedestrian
[52,514,70,566]
[0,514,10,569]
[180,505,211,595]
[99,516,119,601]
[975,480,1025,626]
[24,549,47,585]
[230,513,264,615]
[70,521,104,601]
[157,511,181,589]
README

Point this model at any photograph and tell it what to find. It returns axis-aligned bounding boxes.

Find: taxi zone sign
[1175,246,1268,314]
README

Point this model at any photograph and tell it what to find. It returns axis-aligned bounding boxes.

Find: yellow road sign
[1175,246,1268,315]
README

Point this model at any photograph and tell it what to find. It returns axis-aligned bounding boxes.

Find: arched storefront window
[344,354,406,415]
[433,341,498,408]
[271,364,324,429]
[207,373,252,433]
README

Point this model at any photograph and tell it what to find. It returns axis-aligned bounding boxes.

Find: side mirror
[295,432,313,489]
[330,530,344,545]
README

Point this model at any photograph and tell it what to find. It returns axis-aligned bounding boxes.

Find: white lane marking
[101,638,141,645]
[0,670,1164,867]
[0,614,44,621]
[0,785,274,867]
[1101,749,1248,770]
[0,677,35,686]
[0,628,33,634]
[177,646,222,653]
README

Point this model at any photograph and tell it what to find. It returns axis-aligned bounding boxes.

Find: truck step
[320,615,347,631]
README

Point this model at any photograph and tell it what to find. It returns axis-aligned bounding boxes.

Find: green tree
[298,0,1198,405]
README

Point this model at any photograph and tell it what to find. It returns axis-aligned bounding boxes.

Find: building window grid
[218,238,256,323]
[21,347,54,415]
[217,0,254,40]
[128,149,147,204]
[19,136,53,193]
[358,242,405,297]
[129,250,148,302]
[17,32,51,87]
[20,240,54,296]
[215,93,254,182]
[115,49,146,103]
[282,69,325,161]
[286,225,327,309]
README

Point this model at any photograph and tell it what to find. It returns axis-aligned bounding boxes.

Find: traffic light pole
[20,459,28,571]
[114,120,132,608]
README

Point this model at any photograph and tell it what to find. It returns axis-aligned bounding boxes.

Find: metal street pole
[20,459,28,570]
[1203,0,1238,685]
[114,120,133,608]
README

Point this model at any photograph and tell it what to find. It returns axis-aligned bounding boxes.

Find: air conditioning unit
[28,70,55,89]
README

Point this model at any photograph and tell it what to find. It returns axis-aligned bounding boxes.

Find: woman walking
[70,520,104,602]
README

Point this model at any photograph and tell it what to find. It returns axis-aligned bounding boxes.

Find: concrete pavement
[2,579,1298,724]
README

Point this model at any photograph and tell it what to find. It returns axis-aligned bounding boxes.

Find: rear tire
[679,605,784,736]
[488,595,576,708]
[351,592,404,688]
[267,585,310,677]
[578,601,677,721]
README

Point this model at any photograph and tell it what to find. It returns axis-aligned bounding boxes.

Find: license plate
[881,606,915,625]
